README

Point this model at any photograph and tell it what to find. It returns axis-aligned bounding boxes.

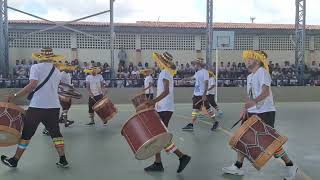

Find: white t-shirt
[144,75,154,94]
[207,77,216,95]
[60,71,72,85]
[247,67,276,113]
[156,70,174,112]
[193,69,209,96]
[29,62,62,108]
[86,74,104,96]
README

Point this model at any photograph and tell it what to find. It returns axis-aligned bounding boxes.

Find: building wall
[7,29,320,69]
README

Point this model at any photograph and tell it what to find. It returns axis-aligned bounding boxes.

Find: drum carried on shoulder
[229,115,288,170]
[0,102,25,147]
[121,108,173,160]
[92,97,118,123]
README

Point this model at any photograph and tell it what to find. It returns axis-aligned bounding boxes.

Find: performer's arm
[202,80,208,101]
[86,82,94,97]
[7,80,38,101]
[143,82,153,91]
[150,79,169,105]
[244,84,270,109]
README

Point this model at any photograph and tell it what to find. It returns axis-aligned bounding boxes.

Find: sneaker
[85,122,95,126]
[182,123,194,131]
[1,155,18,168]
[65,120,74,127]
[144,162,164,172]
[218,110,224,118]
[222,164,245,176]
[59,116,64,124]
[211,121,219,131]
[56,160,70,168]
[284,165,298,180]
[103,121,108,126]
[42,129,50,136]
[177,155,191,173]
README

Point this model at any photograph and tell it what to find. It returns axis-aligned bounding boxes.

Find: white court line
[175,114,312,180]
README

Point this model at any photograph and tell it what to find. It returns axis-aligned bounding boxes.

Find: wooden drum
[121,108,173,160]
[229,115,288,170]
[131,92,147,110]
[92,97,117,123]
[0,102,25,147]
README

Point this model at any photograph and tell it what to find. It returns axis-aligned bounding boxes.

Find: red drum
[229,115,288,170]
[131,92,147,110]
[92,97,117,123]
[121,108,173,160]
[0,102,25,147]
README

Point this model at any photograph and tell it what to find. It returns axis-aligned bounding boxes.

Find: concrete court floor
[0,102,318,180]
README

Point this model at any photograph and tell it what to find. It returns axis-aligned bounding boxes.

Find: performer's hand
[202,95,207,101]
[244,100,256,109]
[239,109,247,119]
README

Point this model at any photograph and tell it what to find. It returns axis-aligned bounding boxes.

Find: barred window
[77,33,110,49]
[315,36,320,50]
[200,35,207,50]
[141,34,195,50]
[9,32,71,48]
[234,35,253,50]
[259,35,295,50]
[77,33,135,49]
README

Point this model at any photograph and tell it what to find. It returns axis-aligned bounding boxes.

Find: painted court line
[175,113,312,180]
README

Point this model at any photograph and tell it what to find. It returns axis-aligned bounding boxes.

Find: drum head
[135,132,173,160]
[0,129,20,147]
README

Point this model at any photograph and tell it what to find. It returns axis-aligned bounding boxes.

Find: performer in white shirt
[143,52,191,173]
[141,69,154,100]
[207,70,224,117]
[2,48,69,168]
[222,50,298,180]
[182,58,218,131]
[84,67,106,125]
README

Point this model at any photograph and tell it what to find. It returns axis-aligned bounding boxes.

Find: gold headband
[243,50,269,73]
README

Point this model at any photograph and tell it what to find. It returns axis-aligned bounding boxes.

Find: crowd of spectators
[2,58,320,88]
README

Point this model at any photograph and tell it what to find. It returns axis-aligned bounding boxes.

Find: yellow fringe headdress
[32,47,65,62]
[58,65,76,72]
[152,52,177,76]
[83,67,101,74]
[208,70,216,78]
[140,68,153,76]
[243,50,269,73]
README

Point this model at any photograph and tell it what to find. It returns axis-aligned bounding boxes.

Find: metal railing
[1,78,320,88]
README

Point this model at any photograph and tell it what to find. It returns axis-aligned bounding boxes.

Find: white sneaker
[284,165,298,180]
[222,164,245,176]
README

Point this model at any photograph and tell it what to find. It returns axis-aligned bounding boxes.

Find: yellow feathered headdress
[152,52,177,76]
[243,50,269,73]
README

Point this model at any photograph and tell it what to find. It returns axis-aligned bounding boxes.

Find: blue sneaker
[218,110,224,118]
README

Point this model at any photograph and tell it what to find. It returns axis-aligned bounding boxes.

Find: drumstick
[230,118,243,129]
[195,99,203,106]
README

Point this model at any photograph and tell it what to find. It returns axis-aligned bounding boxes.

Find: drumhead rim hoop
[121,108,155,131]
[92,97,109,110]
[134,132,173,160]
[229,115,259,147]
[0,102,25,114]
[130,92,146,101]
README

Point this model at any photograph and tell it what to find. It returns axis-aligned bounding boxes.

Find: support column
[0,0,9,77]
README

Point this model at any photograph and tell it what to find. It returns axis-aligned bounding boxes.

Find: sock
[285,161,293,166]
[154,161,162,165]
[10,157,19,164]
[235,161,243,169]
